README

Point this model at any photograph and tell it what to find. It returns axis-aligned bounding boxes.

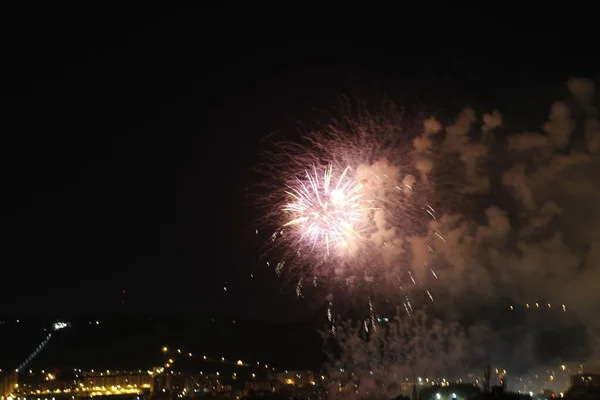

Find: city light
[52,322,68,331]
[159,348,266,370]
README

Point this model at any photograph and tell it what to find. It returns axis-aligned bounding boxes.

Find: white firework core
[282,164,366,255]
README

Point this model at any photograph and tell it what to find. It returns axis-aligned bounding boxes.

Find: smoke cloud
[383,77,600,373]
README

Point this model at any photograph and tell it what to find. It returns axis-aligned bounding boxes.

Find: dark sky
[3,7,600,319]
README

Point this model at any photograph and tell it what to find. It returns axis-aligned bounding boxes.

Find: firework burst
[255,99,449,316]
[282,164,370,256]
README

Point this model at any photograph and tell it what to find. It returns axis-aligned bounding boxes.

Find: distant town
[0,318,598,400]
[2,343,599,400]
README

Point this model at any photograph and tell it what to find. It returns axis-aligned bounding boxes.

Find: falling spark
[405,296,413,312]
[430,268,438,279]
[426,204,436,219]
[434,231,446,243]
[275,261,285,276]
[368,297,376,331]
[327,301,335,335]
[426,290,434,303]
[408,271,416,285]
[296,280,303,298]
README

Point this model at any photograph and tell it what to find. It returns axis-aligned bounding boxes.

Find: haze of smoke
[371,78,599,374]
[322,309,469,400]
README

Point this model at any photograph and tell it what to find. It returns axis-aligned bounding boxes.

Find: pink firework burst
[282,164,372,256]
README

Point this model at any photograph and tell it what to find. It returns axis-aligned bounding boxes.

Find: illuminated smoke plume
[409,78,600,374]
[416,79,600,347]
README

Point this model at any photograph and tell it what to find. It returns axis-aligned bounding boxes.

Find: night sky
[3,7,600,319]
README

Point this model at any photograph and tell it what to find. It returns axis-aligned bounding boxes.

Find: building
[267,371,316,387]
[244,379,282,395]
[568,373,600,389]
[81,370,153,395]
[11,370,153,398]
[0,370,17,399]
[565,373,600,399]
